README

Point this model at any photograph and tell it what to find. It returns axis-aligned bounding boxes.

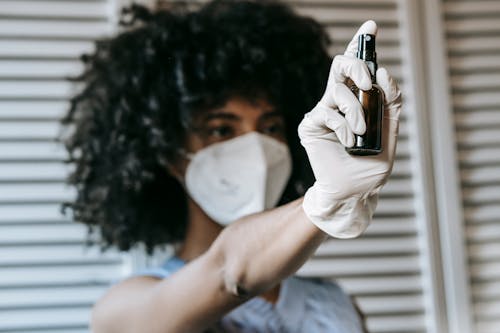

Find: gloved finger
[332,83,366,135]
[377,68,402,162]
[317,104,355,147]
[300,103,355,148]
[344,20,378,57]
[376,67,402,120]
[328,55,372,91]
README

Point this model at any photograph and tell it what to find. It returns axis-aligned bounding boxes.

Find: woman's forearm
[91,198,326,333]
[212,197,328,297]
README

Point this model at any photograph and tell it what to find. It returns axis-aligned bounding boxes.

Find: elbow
[210,229,259,299]
[221,260,255,299]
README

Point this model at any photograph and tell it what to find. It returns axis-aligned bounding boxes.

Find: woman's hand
[298,20,402,238]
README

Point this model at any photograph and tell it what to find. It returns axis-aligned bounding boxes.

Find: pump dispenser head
[357,34,377,78]
[357,34,377,61]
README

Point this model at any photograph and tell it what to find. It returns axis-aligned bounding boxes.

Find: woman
[63,1,401,332]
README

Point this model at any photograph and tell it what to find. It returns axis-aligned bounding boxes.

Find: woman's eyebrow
[202,111,240,122]
[259,110,283,120]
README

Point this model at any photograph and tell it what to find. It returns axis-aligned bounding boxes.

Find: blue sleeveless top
[136,256,364,332]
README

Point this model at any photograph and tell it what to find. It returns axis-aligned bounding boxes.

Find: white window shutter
[443,1,500,333]
[0,1,132,332]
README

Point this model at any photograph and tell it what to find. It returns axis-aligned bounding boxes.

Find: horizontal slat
[0,184,75,202]
[469,242,500,262]
[291,0,396,4]
[0,263,128,286]
[1,329,88,333]
[477,319,500,333]
[448,37,500,54]
[459,146,500,167]
[443,1,500,17]
[471,261,500,281]
[366,314,426,333]
[295,7,397,24]
[455,110,500,129]
[0,81,73,99]
[464,204,500,224]
[0,100,70,119]
[336,275,422,295]
[379,178,414,196]
[0,163,71,181]
[463,185,500,204]
[0,224,88,243]
[0,204,69,223]
[0,284,105,308]
[457,128,500,147]
[0,19,110,38]
[0,121,62,140]
[451,72,500,91]
[358,294,424,314]
[453,91,500,109]
[474,302,500,325]
[391,159,412,178]
[0,40,94,58]
[449,55,500,73]
[461,166,500,186]
[364,217,418,235]
[446,18,500,35]
[0,60,83,78]
[374,197,415,216]
[398,118,409,137]
[299,256,421,277]
[0,1,109,19]
[466,223,500,243]
[395,139,411,159]
[0,245,123,266]
[316,236,419,256]
[0,142,67,161]
[0,307,90,329]
[472,280,500,300]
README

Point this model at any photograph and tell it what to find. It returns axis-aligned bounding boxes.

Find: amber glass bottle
[346,34,384,156]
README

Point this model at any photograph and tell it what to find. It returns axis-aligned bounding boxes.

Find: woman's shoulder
[132,256,186,280]
[286,276,365,332]
[288,275,347,298]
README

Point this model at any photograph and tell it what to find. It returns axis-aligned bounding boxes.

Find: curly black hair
[62,0,332,254]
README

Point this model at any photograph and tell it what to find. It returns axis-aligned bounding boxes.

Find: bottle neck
[363,60,377,83]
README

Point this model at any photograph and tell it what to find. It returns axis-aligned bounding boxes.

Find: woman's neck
[176,197,223,262]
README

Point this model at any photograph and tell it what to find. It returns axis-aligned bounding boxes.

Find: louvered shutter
[289,2,433,333]
[0,2,132,332]
[443,1,500,333]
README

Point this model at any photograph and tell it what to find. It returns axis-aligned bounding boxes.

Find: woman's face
[170,96,287,178]
[188,96,287,149]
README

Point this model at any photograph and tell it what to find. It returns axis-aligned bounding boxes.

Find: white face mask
[183,132,292,225]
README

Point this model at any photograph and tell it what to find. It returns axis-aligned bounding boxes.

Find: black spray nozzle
[357,34,377,62]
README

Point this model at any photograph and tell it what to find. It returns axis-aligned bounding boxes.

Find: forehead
[195,96,281,123]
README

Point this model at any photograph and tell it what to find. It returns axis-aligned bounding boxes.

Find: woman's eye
[262,123,285,135]
[208,126,233,138]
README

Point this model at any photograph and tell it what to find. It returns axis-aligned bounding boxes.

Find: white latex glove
[298,20,402,238]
